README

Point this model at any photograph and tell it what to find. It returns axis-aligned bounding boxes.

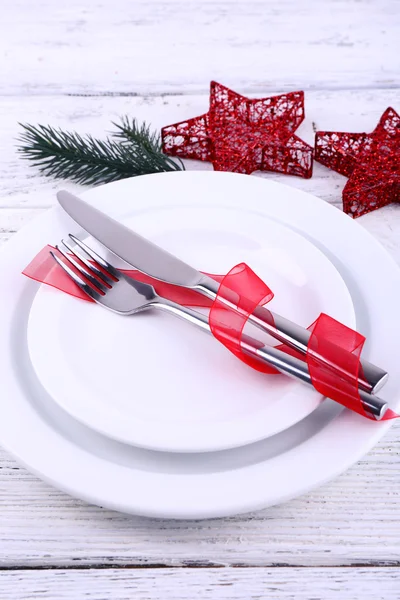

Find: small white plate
[0,172,399,519]
[27,203,354,452]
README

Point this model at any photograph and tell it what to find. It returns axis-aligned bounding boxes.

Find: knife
[57,190,388,395]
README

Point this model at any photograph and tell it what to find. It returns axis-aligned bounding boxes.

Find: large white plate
[27,203,354,452]
[0,172,399,519]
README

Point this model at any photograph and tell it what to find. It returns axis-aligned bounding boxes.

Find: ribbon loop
[209,263,276,373]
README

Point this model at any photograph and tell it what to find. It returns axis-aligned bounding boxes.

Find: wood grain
[0,92,399,573]
[2,90,400,263]
[0,0,399,593]
[0,422,399,568]
[1,88,399,208]
[0,568,399,600]
[0,233,12,246]
[0,0,399,96]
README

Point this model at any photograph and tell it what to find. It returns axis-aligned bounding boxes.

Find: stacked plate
[0,171,399,519]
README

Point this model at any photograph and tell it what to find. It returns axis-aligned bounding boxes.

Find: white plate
[0,172,399,519]
[27,204,354,452]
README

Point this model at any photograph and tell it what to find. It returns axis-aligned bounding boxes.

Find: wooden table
[0,1,399,598]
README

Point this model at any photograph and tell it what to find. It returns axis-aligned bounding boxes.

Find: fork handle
[195,277,388,394]
[152,299,387,420]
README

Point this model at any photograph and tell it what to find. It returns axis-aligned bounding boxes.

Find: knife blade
[57,190,204,288]
[57,189,388,394]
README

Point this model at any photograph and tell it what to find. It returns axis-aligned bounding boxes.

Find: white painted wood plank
[0,423,399,567]
[0,90,399,571]
[0,88,397,209]
[0,233,12,246]
[0,209,45,234]
[0,567,399,600]
[0,0,398,95]
[0,79,399,573]
[1,89,400,262]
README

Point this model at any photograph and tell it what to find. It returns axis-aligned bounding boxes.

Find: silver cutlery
[50,235,388,420]
[56,190,388,395]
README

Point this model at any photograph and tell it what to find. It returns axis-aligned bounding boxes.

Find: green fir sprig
[17,118,184,186]
[112,116,162,151]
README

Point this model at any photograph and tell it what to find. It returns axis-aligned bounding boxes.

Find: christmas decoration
[162,81,313,178]
[315,108,400,218]
[17,117,184,185]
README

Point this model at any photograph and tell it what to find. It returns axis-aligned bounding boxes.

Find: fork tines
[50,234,118,301]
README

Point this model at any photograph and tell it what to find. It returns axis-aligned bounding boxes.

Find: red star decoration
[162,81,313,178]
[315,108,400,218]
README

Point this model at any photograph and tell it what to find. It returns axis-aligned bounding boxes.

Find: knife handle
[246,338,388,420]
[156,298,388,420]
[196,278,388,395]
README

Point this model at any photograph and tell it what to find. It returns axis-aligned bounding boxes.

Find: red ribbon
[307,314,367,417]
[23,246,397,420]
[209,263,277,374]
[23,246,221,307]
[208,264,397,420]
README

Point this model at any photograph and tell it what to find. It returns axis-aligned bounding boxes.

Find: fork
[50,234,388,420]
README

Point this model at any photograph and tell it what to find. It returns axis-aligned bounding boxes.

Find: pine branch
[112,116,162,151]
[112,116,185,170]
[17,122,184,186]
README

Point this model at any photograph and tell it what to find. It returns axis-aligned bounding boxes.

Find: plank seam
[0,84,399,99]
[1,563,400,571]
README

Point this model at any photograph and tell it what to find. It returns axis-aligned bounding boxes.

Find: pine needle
[112,116,162,151]
[17,121,184,185]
